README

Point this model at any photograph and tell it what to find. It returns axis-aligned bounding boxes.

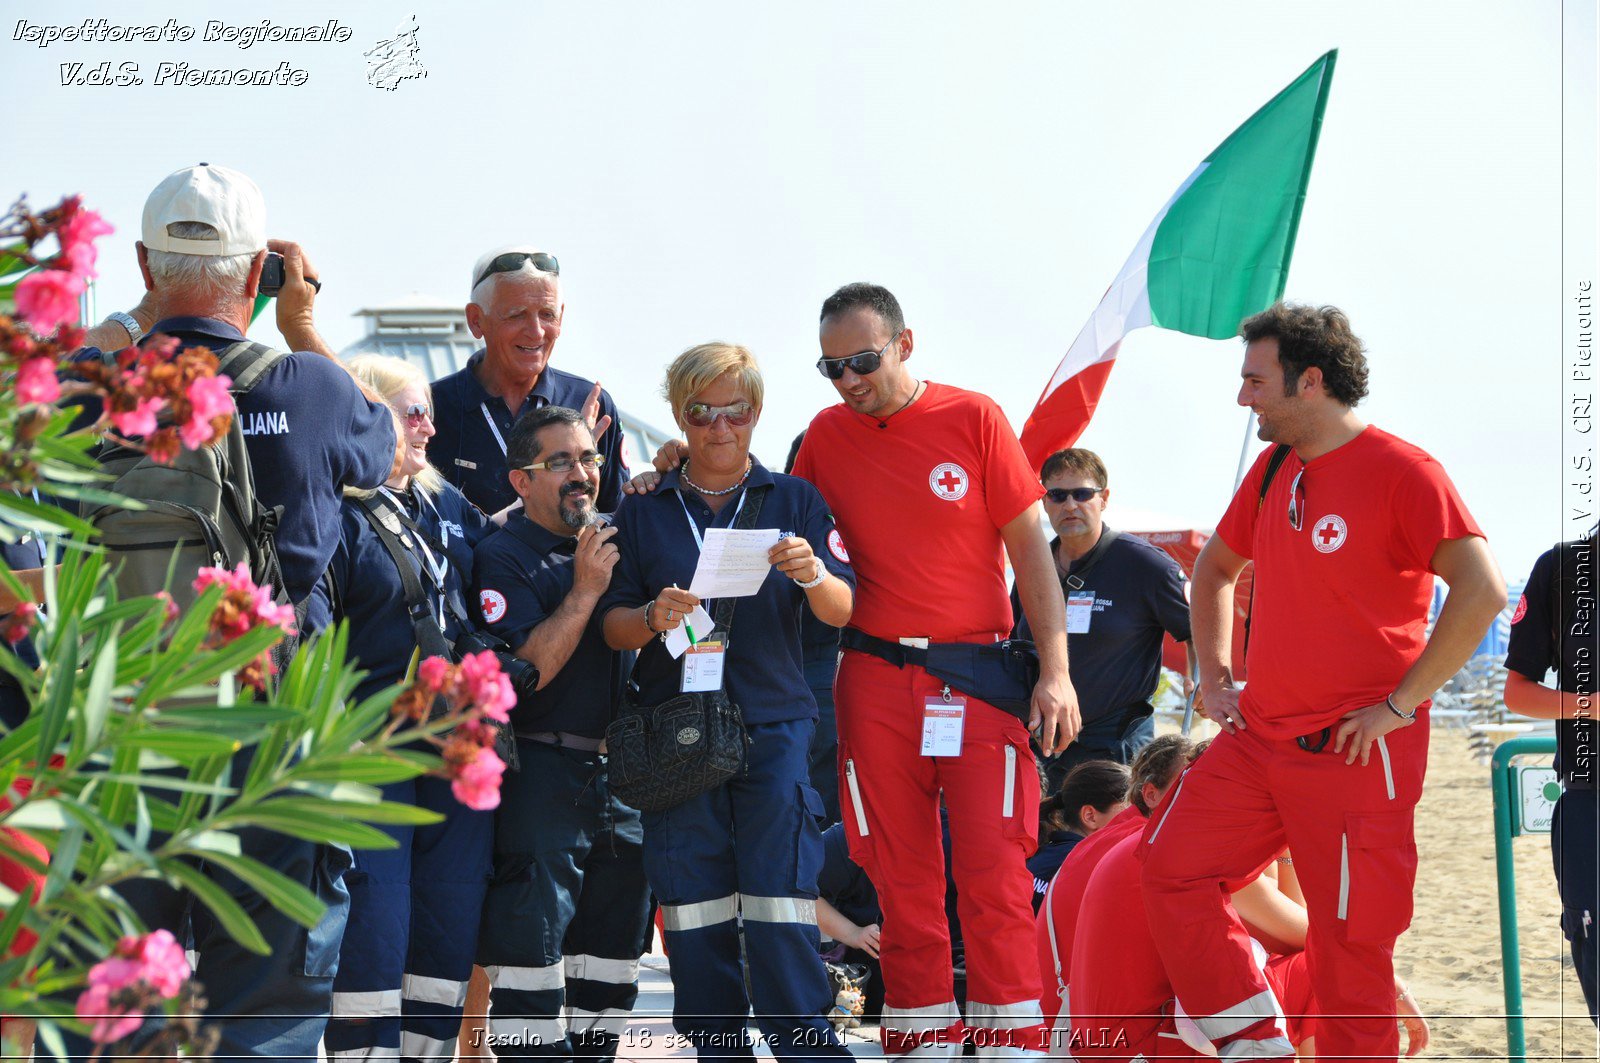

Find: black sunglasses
[817,331,903,380]
[473,251,560,290]
[1044,487,1103,504]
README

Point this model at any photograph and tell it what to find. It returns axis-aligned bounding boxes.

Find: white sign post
[1516,767,1559,835]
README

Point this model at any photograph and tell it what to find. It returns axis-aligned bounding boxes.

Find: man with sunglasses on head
[469,406,651,1062]
[1140,302,1504,1063]
[790,282,1078,1061]
[1009,448,1195,791]
[429,246,629,519]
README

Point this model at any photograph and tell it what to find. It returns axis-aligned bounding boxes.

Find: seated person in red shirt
[1028,761,1130,912]
[1037,736,1195,1032]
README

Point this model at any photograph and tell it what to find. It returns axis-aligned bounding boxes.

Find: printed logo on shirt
[1311,515,1348,554]
[1511,594,1528,624]
[438,520,464,548]
[828,528,850,563]
[238,410,290,436]
[479,589,508,624]
[928,462,969,502]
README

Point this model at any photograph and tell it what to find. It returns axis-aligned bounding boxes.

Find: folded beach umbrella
[1020,49,1337,469]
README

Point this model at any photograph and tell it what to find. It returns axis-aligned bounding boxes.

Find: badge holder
[681,632,728,693]
[920,684,966,757]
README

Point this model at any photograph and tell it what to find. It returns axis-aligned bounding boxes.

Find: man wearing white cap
[427,248,629,516]
[75,162,401,1061]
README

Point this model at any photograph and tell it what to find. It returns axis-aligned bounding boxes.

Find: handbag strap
[1062,527,1120,591]
[354,492,455,663]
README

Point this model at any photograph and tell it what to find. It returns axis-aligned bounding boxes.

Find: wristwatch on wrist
[795,558,827,589]
[106,310,144,346]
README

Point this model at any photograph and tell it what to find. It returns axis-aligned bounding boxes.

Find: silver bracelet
[794,559,827,590]
[1385,693,1417,721]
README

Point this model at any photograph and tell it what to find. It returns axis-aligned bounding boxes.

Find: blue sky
[3,1,1587,580]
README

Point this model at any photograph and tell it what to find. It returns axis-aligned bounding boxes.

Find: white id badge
[681,640,727,693]
[920,696,966,757]
[1066,591,1095,634]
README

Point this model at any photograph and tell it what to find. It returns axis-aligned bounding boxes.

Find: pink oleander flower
[186,373,234,421]
[57,207,113,257]
[75,929,189,1044]
[450,746,505,811]
[13,269,86,334]
[15,355,60,405]
[118,929,188,998]
[247,584,297,634]
[458,650,516,723]
[75,983,142,1044]
[109,396,164,439]
[417,655,451,693]
[60,239,99,280]
[153,591,180,624]
[2,602,38,646]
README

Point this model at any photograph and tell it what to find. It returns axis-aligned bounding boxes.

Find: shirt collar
[466,349,552,413]
[505,508,577,555]
[150,316,245,342]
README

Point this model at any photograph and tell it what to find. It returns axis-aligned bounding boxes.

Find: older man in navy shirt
[428,247,628,517]
[73,163,400,1062]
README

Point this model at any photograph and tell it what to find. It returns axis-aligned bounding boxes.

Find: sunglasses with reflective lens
[522,452,605,474]
[683,402,756,428]
[403,403,433,424]
[816,331,904,380]
[473,251,560,290]
[1044,486,1103,505]
[1287,468,1306,531]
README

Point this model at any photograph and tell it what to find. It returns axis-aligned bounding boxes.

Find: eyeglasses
[1287,468,1306,531]
[1044,486,1103,505]
[683,402,756,428]
[521,452,605,474]
[816,331,903,380]
[403,402,433,425]
[473,251,560,290]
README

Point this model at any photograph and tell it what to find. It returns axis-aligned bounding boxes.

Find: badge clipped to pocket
[1066,591,1095,635]
[681,639,727,693]
[920,690,966,757]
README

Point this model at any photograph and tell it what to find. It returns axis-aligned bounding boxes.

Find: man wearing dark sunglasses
[1009,448,1195,791]
[791,282,1077,1061]
[1141,302,1504,1063]
[428,245,629,519]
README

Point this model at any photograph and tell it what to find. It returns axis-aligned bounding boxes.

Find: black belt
[839,629,934,668]
[519,730,604,753]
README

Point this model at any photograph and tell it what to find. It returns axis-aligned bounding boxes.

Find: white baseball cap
[141,163,266,256]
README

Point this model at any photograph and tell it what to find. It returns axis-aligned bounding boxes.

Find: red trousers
[1140,718,1427,1062]
[836,650,1045,1057]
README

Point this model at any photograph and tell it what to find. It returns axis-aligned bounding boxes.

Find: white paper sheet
[663,604,715,659]
[686,528,782,599]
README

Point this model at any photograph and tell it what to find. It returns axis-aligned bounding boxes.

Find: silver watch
[107,310,144,346]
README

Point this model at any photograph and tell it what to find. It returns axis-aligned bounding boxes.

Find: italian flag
[1020,50,1337,469]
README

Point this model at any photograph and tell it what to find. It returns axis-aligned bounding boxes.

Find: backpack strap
[1243,444,1294,657]
[215,340,289,395]
[353,492,455,663]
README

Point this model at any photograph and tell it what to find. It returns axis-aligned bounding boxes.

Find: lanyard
[480,403,509,457]
[380,487,448,629]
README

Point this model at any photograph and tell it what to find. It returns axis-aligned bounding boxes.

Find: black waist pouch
[921,639,1040,723]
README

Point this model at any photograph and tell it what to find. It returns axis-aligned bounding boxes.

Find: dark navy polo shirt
[414,480,495,623]
[1011,528,1192,732]
[1507,541,1598,787]
[313,488,472,703]
[472,510,621,738]
[78,317,396,632]
[599,461,856,726]
[428,352,628,517]
[1027,829,1083,910]
[818,823,880,928]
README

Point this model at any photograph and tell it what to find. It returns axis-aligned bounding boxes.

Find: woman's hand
[845,922,881,958]
[650,585,701,632]
[769,536,822,585]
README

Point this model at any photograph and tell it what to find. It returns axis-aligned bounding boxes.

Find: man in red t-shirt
[792,283,1078,1059]
[1140,303,1505,1062]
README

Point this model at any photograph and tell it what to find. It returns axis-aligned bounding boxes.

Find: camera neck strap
[354,491,456,663]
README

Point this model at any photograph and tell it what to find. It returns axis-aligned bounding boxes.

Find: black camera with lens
[454,629,540,700]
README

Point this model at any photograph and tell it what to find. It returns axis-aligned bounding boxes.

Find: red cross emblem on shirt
[1311,514,1347,553]
[928,462,969,501]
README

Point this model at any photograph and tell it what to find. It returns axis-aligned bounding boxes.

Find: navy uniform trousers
[325,774,492,1061]
[479,740,652,1060]
[1555,787,1600,1022]
[643,718,851,1063]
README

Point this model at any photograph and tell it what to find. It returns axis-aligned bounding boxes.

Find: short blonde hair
[344,354,444,496]
[661,343,764,427]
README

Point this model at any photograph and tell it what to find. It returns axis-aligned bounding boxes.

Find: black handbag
[604,485,768,812]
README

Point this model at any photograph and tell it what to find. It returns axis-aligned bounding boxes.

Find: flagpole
[1231,408,1257,492]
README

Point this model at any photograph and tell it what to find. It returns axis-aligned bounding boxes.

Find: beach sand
[1402,725,1595,1060]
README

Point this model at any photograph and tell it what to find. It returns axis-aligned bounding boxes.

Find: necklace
[877,380,924,426]
[682,458,752,497]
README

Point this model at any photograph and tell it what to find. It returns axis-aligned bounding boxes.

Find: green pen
[671,584,699,646]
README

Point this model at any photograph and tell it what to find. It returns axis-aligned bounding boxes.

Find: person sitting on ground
[1028,760,1130,912]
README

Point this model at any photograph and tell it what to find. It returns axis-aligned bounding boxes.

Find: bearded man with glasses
[1009,448,1197,789]
[429,246,629,519]
[1141,302,1504,1062]
[790,282,1079,1060]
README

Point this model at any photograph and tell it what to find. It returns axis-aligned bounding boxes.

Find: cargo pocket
[795,784,827,893]
[304,841,353,978]
[1001,737,1040,851]
[1561,904,1592,945]
[1337,810,1417,942]
[840,754,875,868]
